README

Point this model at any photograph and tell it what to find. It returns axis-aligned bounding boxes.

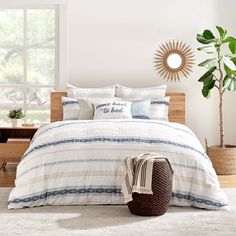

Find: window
[0,1,67,125]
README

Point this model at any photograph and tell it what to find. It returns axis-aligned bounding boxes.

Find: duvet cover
[8,119,228,210]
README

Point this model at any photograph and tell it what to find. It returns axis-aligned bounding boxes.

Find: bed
[8,92,228,210]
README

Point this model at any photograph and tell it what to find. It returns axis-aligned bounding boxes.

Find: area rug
[0,188,235,236]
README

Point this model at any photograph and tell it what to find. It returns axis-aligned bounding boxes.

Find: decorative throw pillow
[150,97,170,121]
[67,84,116,99]
[62,97,80,120]
[131,100,150,119]
[93,101,132,119]
[115,84,167,100]
[78,97,121,120]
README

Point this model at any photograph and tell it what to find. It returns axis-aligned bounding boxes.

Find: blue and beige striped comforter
[8,120,228,210]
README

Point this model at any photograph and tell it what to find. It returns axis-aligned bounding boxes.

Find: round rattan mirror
[154,40,194,82]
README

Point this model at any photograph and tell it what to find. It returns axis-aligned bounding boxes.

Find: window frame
[0,0,68,90]
[0,0,67,124]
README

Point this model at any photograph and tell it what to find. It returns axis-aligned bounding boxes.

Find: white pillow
[115,84,167,100]
[78,97,121,120]
[62,97,80,120]
[67,84,116,99]
[150,97,170,121]
[93,101,132,119]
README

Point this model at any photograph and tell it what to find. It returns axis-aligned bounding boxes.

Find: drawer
[0,143,30,161]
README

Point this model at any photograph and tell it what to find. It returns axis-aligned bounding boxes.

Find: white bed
[8,118,228,209]
[8,92,228,210]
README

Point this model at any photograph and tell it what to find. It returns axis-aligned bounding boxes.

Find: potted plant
[197,26,236,175]
[7,108,24,128]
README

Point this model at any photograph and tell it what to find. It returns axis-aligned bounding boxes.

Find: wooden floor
[1,164,236,188]
[218,175,236,188]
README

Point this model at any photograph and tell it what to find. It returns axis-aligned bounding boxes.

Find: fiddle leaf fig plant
[197,26,236,148]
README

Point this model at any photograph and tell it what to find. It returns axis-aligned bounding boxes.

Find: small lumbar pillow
[93,101,132,119]
[78,97,121,120]
[150,97,170,121]
[67,84,116,99]
[62,96,80,120]
[131,100,150,119]
[115,84,167,100]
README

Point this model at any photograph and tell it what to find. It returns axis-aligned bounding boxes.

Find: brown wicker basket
[127,159,173,216]
[207,145,236,175]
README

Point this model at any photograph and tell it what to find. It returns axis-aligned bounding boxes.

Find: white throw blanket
[122,153,172,203]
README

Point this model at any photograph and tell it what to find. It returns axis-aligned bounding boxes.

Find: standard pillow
[79,97,121,120]
[62,97,80,120]
[150,97,170,121]
[93,101,132,119]
[67,84,116,99]
[115,84,167,100]
[131,100,150,119]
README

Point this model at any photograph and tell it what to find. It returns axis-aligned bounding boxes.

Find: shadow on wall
[216,0,236,31]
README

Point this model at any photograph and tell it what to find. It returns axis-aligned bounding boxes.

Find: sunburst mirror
[154,40,195,82]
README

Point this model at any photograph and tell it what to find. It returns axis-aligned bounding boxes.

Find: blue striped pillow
[150,97,170,121]
[62,97,80,120]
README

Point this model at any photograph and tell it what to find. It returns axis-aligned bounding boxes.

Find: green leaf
[223,76,236,91]
[198,58,217,69]
[203,30,215,40]
[200,74,212,84]
[223,75,232,88]
[229,79,236,91]
[230,80,236,92]
[232,58,236,65]
[224,63,236,77]
[197,46,216,54]
[227,54,236,59]
[223,36,236,43]
[229,41,236,54]
[222,56,236,71]
[202,86,211,98]
[198,67,217,82]
[201,74,215,98]
[203,75,215,89]
[216,26,226,39]
[196,34,215,44]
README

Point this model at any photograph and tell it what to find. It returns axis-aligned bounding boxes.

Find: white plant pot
[11,119,22,128]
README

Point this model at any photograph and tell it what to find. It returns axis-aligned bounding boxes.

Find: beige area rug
[0,188,235,236]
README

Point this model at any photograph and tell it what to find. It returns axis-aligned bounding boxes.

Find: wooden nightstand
[0,126,38,169]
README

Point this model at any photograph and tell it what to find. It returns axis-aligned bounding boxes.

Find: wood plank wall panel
[166,93,185,124]
[50,92,67,122]
[51,92,185,124]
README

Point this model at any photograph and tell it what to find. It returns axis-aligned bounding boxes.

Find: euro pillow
[67,84,116,99]
[115,84,167,100]
[150,97,170,121]
[79,97,121,120]
[131,100,150,119]
[62,97,80,120]
[93,101,132,119]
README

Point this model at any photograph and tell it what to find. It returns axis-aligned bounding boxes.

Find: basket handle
[205,138,208,151]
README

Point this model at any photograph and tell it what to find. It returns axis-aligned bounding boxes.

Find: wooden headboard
[50,92,185,124]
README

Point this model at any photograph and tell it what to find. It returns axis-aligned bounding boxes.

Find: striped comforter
[8,120,228,210]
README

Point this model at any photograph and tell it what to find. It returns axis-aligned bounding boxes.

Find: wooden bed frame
[50,92,185,124]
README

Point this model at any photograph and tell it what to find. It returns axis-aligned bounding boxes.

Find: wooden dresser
[0,126,38,169]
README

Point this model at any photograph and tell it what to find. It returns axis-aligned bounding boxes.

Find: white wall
[67,0,236,145]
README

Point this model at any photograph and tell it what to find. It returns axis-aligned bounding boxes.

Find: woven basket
[207,145,236,175]
[127,159,173,216]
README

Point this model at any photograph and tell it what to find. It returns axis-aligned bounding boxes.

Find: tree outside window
[0,8,57,124]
